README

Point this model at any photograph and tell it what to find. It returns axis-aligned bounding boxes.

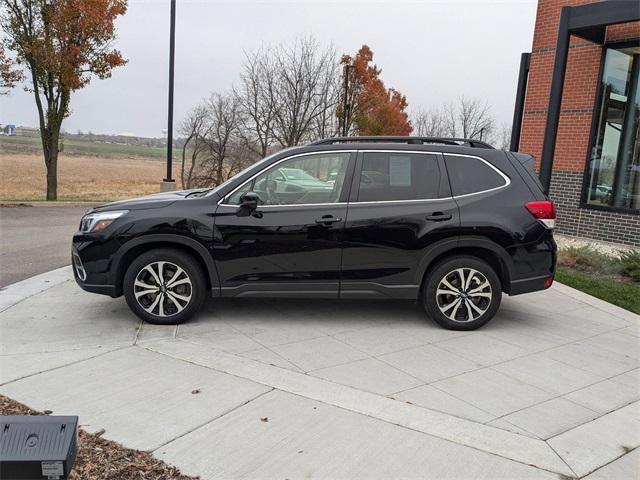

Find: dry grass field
[0,153,181,201]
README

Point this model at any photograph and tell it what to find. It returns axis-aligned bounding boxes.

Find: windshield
[205,149,294,197]
[281,168,319,181]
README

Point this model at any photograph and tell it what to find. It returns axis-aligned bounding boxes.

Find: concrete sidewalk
[1,267,638,479]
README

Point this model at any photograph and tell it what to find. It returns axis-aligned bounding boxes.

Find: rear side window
[445,155,507,196]
[356,152,440,202]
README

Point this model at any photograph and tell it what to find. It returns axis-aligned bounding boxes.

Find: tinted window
[585,46,639,210]
[226,152,350,205]
[356,152,440,202]
[445,155,506,196]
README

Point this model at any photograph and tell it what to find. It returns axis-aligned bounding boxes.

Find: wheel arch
[111,234,219,297]
[416,237,514,297]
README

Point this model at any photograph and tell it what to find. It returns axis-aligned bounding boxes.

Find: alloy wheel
[436,268,492,323]
[133,261,192,317]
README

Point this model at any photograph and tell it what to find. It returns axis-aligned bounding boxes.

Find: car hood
[91,189,206,212]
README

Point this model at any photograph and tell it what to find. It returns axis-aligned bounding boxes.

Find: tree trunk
[40,128,60,201]
[45,153,58,200]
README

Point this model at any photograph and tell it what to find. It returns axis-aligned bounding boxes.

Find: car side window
[226,152,351,205]
[356,152,441,202]
[445,155,507,196]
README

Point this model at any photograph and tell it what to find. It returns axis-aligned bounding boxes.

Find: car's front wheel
[123,248,205,325]
[423,256,501,330]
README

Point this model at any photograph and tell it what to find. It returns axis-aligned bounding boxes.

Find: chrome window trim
[348,198,447,206]
[217,150,356,207]
[217,149,511,208]
[218,202,349,209]
[444,152,511,199]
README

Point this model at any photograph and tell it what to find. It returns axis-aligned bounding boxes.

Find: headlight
[79,210,128,233]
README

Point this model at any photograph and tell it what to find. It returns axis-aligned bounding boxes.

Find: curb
[0,266,73,313]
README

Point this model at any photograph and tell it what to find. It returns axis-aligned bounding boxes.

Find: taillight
[525,201,556,229]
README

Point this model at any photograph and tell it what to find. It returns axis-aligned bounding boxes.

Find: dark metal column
[341,64,351,137]
[164,0,177,184]
[539,7,571,195]
[510,52,530,152]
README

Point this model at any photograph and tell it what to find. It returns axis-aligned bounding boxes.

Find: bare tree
[179,93,247,189]
[495,123,512,150]
[270,37,340,147]
[235,48,277,157]
[233,36,342,154]
[412,108,448,137]
[443,97,495,140]
[310,57,341,140]
[207,92,242,185]
[179,104,208,189]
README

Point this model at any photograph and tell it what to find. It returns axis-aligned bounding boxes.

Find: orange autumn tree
[1,0,128,200]
[0,43,22,93]
[339,45,412,136]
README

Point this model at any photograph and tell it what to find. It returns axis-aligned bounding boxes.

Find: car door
[212,150,355,297]
[340,149,460,299]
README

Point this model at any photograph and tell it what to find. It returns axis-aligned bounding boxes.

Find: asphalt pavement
[0,205,88,287]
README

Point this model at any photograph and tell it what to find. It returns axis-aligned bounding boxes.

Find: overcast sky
[0,0,538,138]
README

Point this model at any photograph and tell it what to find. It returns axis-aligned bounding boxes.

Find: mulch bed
[0,395,199,480]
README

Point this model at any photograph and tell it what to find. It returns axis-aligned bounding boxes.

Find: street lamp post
[161,0,177,192]
[341,64,350,137]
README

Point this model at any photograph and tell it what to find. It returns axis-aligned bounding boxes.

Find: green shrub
[619,250,640,282]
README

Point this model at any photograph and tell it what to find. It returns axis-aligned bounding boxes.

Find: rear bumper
[508,274,554,295]
[507,235,556,295]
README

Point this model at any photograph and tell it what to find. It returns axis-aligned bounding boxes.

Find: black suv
[72,136,556,330]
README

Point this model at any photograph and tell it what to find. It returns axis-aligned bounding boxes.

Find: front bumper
[72,244,118,297]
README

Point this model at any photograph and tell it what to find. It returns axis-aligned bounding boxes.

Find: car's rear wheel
[123,248,205,325]
[423,256,501,330]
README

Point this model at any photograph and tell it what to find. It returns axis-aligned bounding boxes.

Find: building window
[585,44,640,211]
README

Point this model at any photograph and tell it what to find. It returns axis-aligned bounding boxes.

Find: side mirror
[236,192,260,217]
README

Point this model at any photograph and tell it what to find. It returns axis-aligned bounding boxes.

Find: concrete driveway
[0,268,638,479]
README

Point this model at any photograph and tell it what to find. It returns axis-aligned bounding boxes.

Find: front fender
[110,234,220,296]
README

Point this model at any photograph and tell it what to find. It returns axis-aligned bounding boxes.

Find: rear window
[356,152,441,202]
[445,155,507,196]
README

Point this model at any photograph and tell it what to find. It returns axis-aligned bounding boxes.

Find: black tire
[423,256,501,331]
[123,248,206,325]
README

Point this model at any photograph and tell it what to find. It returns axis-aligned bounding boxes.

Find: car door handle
[426,212,452,222]
[315,216,343,225]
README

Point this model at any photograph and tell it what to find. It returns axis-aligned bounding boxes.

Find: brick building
[513,0,640,246]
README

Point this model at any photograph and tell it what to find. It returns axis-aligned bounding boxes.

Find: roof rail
[310,136,495,149]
